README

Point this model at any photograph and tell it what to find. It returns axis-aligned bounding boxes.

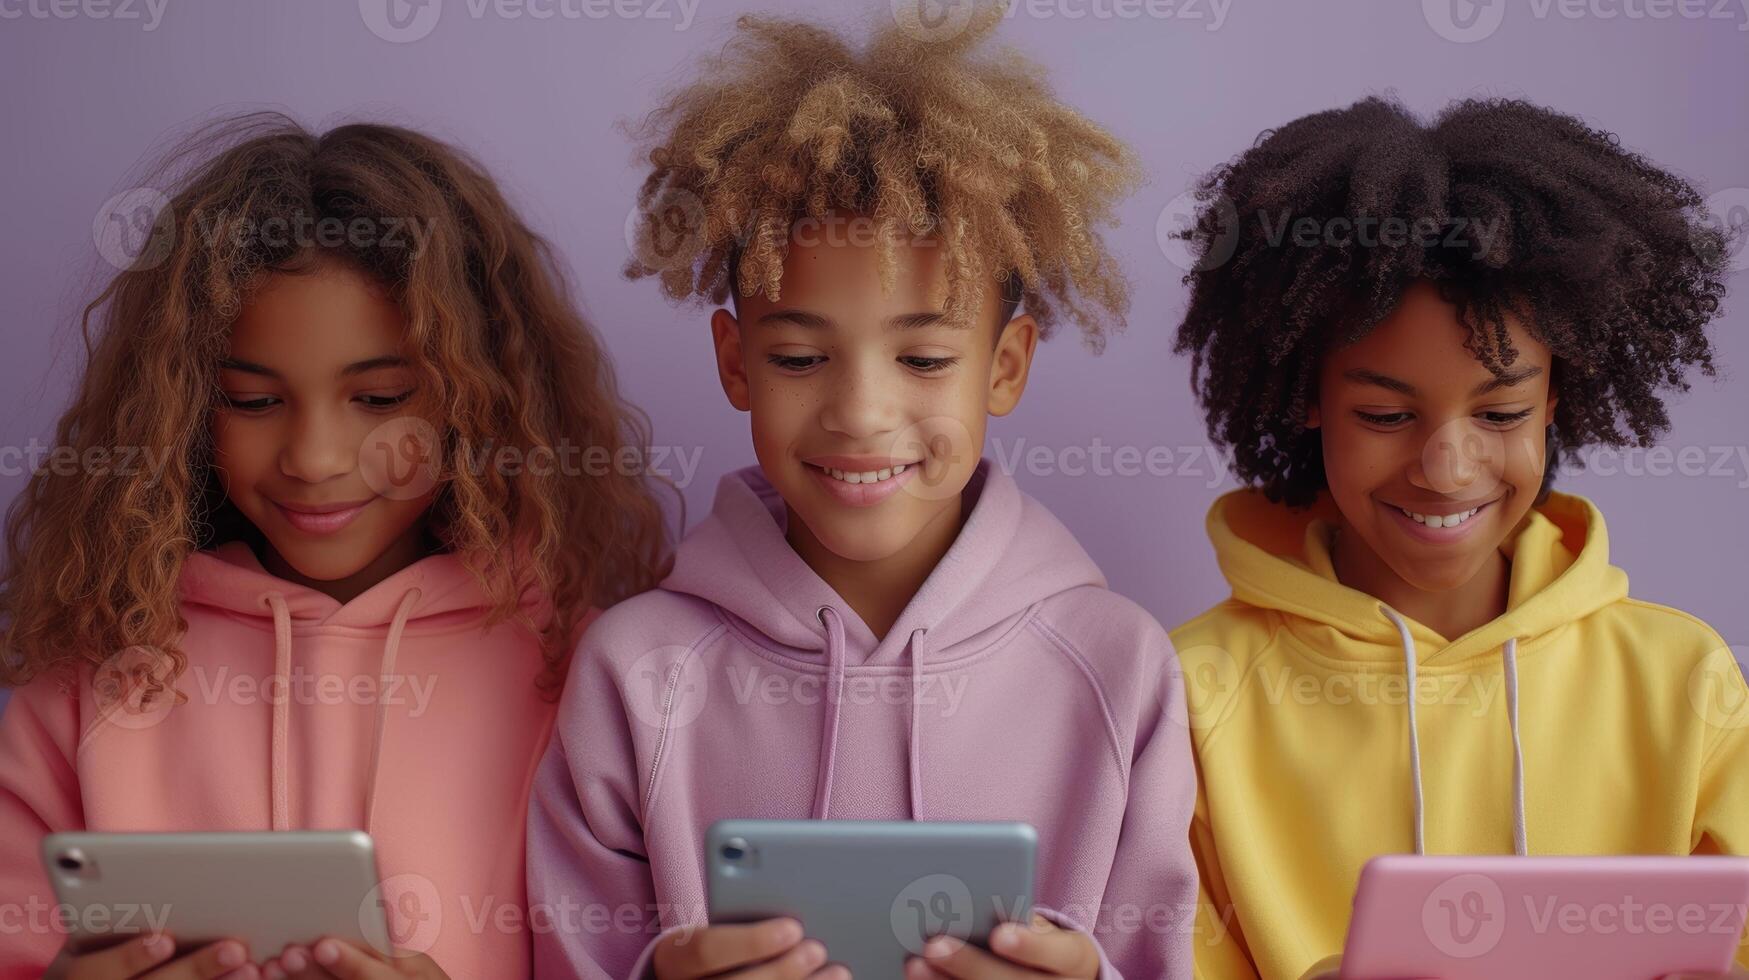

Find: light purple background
[2,0,1746,718]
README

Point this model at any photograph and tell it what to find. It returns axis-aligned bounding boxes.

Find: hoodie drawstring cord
[265,593,292,832]
[365,589,422,836]
[1502,635,1527,855]
[810,607,929,821]
[812,606,849,820]
[259,588,421,836]
[908,627,928,821]
[1381,606,1527,856]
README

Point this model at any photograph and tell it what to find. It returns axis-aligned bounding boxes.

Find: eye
[1354,410,1412,428]
[767,354,825,372]
[899,355,960,374]
[221,394,279,413]
[1479,408,1535,427]
[358,390,414,410]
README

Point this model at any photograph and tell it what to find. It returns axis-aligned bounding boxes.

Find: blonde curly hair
[625,1,1142,350]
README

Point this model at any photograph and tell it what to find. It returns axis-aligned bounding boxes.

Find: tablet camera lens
[721,838,749,864]
[56,851,85,873]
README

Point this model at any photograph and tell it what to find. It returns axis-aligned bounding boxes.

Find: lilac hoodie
[527,460,1197,979]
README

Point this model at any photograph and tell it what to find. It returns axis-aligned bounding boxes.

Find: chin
[262,539,376,583]
[795,509,917,564]
[1382,552,1485,594]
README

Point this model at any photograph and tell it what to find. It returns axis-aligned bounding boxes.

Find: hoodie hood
[177,541,549,833]
[662,459,1106,665]
[659,459,1105,819]
[1204,488,1629,855]
[1207,488,1628,666]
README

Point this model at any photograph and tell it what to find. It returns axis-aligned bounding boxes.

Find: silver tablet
[41,830,392,959]
[706,819,1037,976]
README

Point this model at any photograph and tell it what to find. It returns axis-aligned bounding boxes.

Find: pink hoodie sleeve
[526,636,672,980]
[0,677,85,979]
[1078,624,1199,979]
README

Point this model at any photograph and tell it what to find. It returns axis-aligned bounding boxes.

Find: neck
[257,524,430,604]
[1330,523,1510,642]
[785,496,967,641]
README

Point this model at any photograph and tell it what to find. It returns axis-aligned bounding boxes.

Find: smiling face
[710,217,1036,565]
[1308,280,1558,593]
[211,256,440,595]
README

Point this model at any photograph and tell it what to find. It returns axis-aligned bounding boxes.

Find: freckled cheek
[748,382,822,445]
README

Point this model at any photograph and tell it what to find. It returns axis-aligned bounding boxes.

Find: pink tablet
[1341,855,1749,980]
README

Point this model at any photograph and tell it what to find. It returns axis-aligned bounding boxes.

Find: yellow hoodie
[1170,489,1749,980]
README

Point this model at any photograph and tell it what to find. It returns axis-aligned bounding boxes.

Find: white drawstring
[1380,606,1527,856]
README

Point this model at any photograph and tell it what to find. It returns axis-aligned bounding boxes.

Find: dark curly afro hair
[1173,96,1733,507]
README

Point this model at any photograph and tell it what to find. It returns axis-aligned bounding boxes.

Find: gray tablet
[42,830,392,959]
[706,819,1037,976]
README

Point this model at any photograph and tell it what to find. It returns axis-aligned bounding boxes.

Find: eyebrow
[754,309,965,330]
[1342,365,1543,398]
[218,355,409,379]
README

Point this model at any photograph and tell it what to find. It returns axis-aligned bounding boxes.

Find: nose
[817,359,901,441]
[1408,416,1501,495]
[278,406,356,484]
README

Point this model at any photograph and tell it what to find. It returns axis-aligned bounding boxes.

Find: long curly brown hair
[624,1,1141,350]
[1173,96,1731,506]
[1,114,673,694]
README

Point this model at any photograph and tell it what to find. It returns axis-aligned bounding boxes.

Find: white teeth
[821,465,907,485]
[1401,506,1480,528]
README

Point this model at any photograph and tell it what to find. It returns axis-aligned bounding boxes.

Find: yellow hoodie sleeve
[1691,652,1749,968]
[1190,749,1261,980]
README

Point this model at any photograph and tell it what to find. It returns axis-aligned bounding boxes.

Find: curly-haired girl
[1167,96,1747,979]
[0,115,671,980]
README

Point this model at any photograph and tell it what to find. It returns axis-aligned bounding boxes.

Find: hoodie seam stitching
[199,608,518,640]
[710,605,1029,674]
[639,623,728,824]
[1026,616,1127,779]
[1273,615,1567,674]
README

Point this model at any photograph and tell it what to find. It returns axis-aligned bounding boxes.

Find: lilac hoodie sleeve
[527,631,673,980]
[1077,622,1199,979]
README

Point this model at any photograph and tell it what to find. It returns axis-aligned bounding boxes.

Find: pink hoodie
[527,460,1197,979]
[0,541,567,980]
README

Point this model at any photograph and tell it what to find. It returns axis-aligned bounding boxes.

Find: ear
[986,314,1039,417]
[710,308,751,412]
[1304,402,1322,429]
